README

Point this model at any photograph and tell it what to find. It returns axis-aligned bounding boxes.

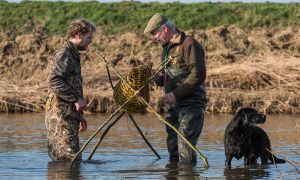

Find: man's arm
[173,39,206,101]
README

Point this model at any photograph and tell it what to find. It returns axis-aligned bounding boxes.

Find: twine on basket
[113,64,152,113]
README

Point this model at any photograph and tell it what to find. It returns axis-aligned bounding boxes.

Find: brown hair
[67,18,96,39]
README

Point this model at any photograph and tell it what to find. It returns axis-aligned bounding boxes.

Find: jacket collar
[67,41,80,57]
[172,29,186,45]
[164,29,186,50]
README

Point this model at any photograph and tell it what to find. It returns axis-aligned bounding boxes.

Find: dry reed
[0,27,299,114]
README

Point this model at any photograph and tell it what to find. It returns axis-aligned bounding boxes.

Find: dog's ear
[240,110,250,125]
[227,113,243,133]
[236,109,249,124]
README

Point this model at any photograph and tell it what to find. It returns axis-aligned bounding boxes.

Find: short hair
[67,18,96,39]
[164,20,175,31]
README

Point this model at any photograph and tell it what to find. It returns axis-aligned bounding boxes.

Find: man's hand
[74,98,87,112]
[79,118,87,132]
[151,69,164,86]
[162,92,176,104]
[153,74,164,86]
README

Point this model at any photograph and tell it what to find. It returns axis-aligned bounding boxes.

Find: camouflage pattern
[162,30,207,163]
[48,41,83,102]
[45,41,83,161]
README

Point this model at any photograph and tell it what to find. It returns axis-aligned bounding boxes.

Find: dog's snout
[261,114,266,122]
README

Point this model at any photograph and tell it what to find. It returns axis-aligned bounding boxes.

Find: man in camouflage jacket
[45,19,95,161]
[144,13,207,163]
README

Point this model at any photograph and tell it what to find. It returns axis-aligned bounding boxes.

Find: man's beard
[77,45,87,51]
[154,39,167,46]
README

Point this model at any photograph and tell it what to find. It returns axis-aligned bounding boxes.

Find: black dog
[224,108,286,167]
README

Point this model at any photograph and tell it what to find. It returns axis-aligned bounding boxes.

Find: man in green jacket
[45,18,95,161]
[144,13,207,163]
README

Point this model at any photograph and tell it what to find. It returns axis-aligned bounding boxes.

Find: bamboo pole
[127,113,161,159]
[87,111,125,160]
[70,94,139,167]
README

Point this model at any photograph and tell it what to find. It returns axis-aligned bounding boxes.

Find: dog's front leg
[244,156,250,165]
[225,154,233,167]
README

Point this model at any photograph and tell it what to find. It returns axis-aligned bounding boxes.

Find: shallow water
[0,113,299,179]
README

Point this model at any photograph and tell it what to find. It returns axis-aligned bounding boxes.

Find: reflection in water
[224,166,269,180]
[47,161,81,180]
[165,162,200,180]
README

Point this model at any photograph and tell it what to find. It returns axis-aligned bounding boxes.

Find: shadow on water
[0,113,299,179]
[223,165,270,180]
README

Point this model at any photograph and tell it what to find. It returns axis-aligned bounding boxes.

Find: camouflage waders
[45,94,81,161]
[45,41,84,161]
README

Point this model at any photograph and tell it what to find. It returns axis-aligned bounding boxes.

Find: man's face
[78,31,94,51]
[150,26,169,45]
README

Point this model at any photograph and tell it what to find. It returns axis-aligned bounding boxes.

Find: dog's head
[237,108,266,125]
[227,107,266,134]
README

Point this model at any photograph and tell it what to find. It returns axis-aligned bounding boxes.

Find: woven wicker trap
[113,64,152,113]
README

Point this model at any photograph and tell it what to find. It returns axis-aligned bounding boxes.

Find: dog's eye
[248,112,257,116]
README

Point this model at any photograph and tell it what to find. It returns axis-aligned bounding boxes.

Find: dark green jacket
[162,30,207,109]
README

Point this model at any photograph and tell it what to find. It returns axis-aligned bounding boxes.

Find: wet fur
[224,108,286,167]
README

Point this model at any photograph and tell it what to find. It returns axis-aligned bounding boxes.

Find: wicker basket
[113,64,152,113]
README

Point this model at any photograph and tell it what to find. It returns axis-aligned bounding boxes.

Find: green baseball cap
[144,13,168,35]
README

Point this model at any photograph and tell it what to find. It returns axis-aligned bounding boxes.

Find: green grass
[0,1,299,34]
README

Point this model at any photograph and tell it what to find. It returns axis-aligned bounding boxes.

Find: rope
[106,65,115,90]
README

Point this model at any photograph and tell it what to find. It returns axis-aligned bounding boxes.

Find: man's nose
[150,35,156,41]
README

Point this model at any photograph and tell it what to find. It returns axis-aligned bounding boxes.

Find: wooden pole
[87,111,125,160]
[128,113,161,159]
[69,108,122,167]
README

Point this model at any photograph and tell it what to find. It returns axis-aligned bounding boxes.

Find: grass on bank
[0,1,300,34]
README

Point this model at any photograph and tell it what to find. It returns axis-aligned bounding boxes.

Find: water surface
[0,113,299,179]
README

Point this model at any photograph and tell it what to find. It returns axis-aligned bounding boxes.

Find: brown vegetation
[0,26,299,114]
